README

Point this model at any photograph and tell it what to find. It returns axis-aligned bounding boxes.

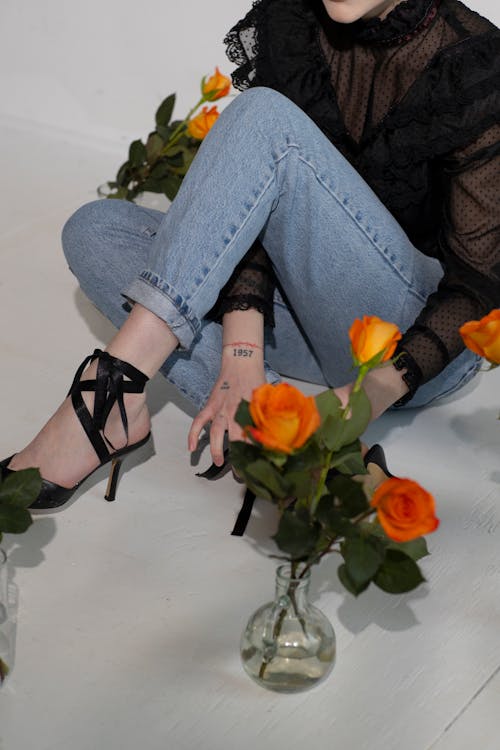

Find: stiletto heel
[0,349,151,510]
[105,458,123,502]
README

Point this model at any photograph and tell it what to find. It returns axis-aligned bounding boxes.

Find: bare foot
[8,366,151,488]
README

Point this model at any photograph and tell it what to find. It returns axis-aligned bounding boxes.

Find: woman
[2,0,499,508]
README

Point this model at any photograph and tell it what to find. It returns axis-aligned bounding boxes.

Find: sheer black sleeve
[205,2,277,328]
[398,124,500,392]
[206,240,276,327]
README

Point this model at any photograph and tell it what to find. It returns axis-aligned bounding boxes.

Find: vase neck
[275,565,311,609]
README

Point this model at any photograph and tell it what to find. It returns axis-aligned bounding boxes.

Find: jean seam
[296,152,416,291]
[186,144,300,307]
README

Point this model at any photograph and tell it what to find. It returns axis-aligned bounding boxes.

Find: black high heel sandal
[0,349,151,510]
[363,443,394,485]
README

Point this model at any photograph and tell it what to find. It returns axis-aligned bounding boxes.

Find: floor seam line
[425,662,500,749]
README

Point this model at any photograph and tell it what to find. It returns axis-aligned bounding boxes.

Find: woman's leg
[60,199,252,411]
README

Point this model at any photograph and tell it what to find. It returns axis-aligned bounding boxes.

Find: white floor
[0,119,499,750]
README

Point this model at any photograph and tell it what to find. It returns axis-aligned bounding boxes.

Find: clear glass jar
[240,564,336,693]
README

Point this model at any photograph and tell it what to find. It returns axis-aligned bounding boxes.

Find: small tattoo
[220,381,230,390]
[232,348,254,358]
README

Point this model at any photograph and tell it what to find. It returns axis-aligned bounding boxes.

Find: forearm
[335,363,409,422]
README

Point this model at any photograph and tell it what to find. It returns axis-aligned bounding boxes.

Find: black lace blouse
[211,0,500,399]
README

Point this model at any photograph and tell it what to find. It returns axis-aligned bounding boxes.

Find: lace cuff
[206,241,276,328]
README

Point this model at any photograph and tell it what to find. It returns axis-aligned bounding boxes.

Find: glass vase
[0,548,12,686]
[240,564,336,693]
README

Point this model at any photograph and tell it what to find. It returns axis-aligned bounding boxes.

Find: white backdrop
[0,0,497,150]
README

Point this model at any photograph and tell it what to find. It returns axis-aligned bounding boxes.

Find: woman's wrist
[222,309,265,364]
[361,363,409,419]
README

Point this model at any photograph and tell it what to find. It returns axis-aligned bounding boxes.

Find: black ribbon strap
[231,488,256,536]
[68,349,149,464]
[196,450,257,536]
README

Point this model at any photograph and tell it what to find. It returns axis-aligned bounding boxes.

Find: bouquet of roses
[230,316,440,596]
[99,67,232,202]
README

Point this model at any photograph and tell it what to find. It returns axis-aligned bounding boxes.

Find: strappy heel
[0,349,152,510]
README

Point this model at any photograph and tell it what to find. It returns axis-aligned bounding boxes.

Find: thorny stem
[309,449,333,517]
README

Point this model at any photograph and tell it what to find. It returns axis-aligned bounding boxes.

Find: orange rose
[459,309,500,365]
[247,383,321,454]
[202,67,231,101]
[187,106,219,140]
[349,315,402,366]
[370,477,439,543]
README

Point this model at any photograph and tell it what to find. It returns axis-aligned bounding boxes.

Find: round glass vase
[240,564,336,693]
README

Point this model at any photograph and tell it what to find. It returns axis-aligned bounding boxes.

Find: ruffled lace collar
[350,0,441,45]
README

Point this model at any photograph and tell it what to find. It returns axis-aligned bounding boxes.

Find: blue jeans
[62,87,480,411]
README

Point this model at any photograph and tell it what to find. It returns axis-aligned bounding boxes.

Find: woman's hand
[188,346,266,466]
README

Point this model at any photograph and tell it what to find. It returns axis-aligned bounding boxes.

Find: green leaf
[316,495,357,538]
[0,468,42,507]
[364,522,430,562]
[329,440,367,475]
[149,161,172,180]
[387,536,429,561]
[327,474,368,518]
[317,415,340,450]
[0,504,33,534]
[128,140,147,168]
[164,150,185,169]
[374,549,425,594]
[245,459,288,499]
[283,470,316,501]
[338,563,370,597]
[145,132,164,161]
[115,161,132,187]
[331,388,372,450]
[155,93,176,127]
[229,440,262,471]
[139,178,164,194]
[160,173,183,201]
[272,511,320,559]
[342,536,384,586]
[156,124,173,142]
[315,389,342,422]
[234,399,252,429]
[286,441,323,473]
[237,477,273,502]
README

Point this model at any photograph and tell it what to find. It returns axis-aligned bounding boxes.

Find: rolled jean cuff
[124,270,202,350]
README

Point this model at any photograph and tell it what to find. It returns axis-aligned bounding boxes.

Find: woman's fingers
[209,412,227,467]
[188,408,212,452]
